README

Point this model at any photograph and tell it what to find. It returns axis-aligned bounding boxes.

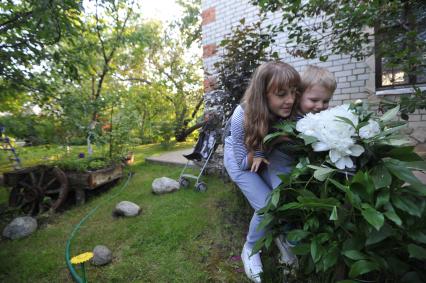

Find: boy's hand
[251,157,270,172]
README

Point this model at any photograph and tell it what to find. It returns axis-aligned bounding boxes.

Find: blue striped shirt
[230,105,265,170]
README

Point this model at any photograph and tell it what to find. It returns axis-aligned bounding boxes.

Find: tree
[147,32,204,142]
[0,0,83,95]
[252,0,426,116]
[175,0,202,48]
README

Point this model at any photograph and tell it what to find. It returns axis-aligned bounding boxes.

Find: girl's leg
[224,144,272,248]
[263,149,294,189]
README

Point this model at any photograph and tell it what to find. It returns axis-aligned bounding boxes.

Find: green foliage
[175,0,202,48]
[214,17,277,119]
[251,0,426,119]
[251,0,425,66]
[258,104,426,281]
[53,157,110,172]
[379,86,426,121]
[0,0,83,94]
[0,113,63,145]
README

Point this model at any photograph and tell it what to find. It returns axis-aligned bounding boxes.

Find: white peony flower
[296,104,364,169]
[359,120,381,139]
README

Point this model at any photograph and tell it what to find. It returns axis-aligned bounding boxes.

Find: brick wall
[201,0,426,142]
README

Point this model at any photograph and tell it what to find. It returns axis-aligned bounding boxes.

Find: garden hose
[65,172,133,283]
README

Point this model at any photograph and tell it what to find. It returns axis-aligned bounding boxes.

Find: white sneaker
[275,235,298,268]
[241,243,263,283]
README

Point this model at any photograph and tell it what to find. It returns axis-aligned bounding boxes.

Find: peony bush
[256,102,426,282]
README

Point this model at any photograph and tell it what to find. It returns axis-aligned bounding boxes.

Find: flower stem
[80,263,87,283]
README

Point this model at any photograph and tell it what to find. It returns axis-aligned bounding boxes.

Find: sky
[83,0,184,24]
[138,0,184,24]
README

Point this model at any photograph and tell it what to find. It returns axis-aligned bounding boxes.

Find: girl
[223,61,300,283]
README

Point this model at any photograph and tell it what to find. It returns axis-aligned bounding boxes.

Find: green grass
[0,143,257,282]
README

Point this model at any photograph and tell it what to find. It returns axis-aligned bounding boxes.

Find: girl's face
[299,85,332,114]
[266,88,296,118]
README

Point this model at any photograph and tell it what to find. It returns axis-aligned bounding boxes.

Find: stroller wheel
[195,182,207,192]
[179,177,190,189]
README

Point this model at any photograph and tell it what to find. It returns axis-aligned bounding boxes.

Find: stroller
[178,112,221,192]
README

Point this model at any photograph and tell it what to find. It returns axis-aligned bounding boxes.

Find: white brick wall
[201,0,426,134]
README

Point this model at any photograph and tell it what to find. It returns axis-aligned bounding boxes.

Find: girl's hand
[251,157,270,172]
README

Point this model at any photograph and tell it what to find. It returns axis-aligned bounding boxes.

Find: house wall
[201,0,426,144]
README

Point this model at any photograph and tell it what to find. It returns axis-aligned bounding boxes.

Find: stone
[152,177,180,194]
[113,201,141,217]
[92,245,112,266]
[411,127,426,143]
[2,216,37,240]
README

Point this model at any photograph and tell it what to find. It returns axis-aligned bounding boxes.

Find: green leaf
[297,197,340,209]
[348,260,380,278]
[329,178,349,192]
[407,244,426,260]
[408,231,426,244]
[292,243,310,255]
[361,204,385,231]
[329,206,338,220]
[375,190,390,209]
[319,55,328,62]
[391,195,422,217]
[384,210,402,226]
[370,164,392,189]
[257,213,273,231]
[366,224,394,245]
[387,147,423,161]
[277,173,291,186]
[264,131,287,143]
[298,133,317,145]
[403,161,426,171]
[329,178,361,208]
[335,116,356,129]
[384,159,426,188]
[287,229,310,242]
[308,165,335,181]
[277,202,302,211]
[310,238,325,263]
[271,190,280,207]
[342,250,368,261]
[323,244,338,271]
[380,105,400,122]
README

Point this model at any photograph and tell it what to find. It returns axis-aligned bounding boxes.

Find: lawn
[0,143,262,282]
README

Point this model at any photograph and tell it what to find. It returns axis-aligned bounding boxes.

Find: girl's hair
[301,65,337,94]
[242,61,300,152]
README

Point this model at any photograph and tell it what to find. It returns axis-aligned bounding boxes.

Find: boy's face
[299,85,332,114]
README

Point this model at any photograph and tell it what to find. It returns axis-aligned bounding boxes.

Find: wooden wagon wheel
[9,166,68,215]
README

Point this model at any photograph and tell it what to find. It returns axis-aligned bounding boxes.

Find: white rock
[152,177,180,194]
[92,245,112,266]
[114,201,141,217]
[2,216,37,240]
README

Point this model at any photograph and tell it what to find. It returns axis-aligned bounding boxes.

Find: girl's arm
[230,106,251,170]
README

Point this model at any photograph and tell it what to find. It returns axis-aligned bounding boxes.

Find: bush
[257,103,426,282]
[214,16,277,120]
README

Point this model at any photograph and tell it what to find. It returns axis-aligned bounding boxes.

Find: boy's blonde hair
[301,65,336,94]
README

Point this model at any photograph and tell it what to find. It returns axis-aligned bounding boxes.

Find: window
[375,2,426,91]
